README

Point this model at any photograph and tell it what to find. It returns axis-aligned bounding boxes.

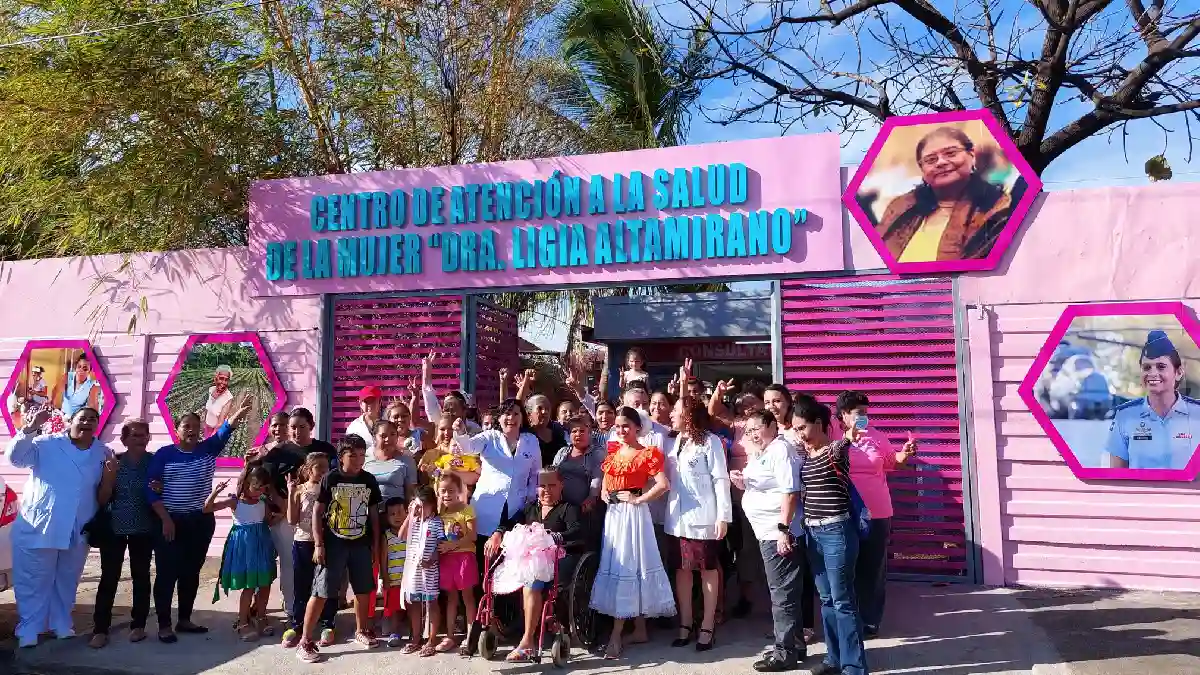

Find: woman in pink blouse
[707,382,765,619]
[833,391,916,638]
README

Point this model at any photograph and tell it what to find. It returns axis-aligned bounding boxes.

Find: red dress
[601,442,665,493]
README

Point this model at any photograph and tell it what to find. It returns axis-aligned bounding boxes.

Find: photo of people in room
[853,119,1030,265]
[6,347,106,434]
[1032,315,1200,471]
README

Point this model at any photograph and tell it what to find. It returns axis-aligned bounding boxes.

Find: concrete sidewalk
[0,554,1197,675]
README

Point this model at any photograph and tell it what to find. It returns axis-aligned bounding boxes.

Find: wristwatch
[776,523,792,536]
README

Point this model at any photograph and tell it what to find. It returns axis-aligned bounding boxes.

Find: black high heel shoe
[695,627,716,652]
[671,624,695,648]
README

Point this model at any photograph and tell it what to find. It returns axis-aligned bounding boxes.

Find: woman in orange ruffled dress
[589,406,676,660]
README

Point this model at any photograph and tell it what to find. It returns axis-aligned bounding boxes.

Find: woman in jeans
[793,398,869,675]
[90,419,156,648]
[147,399,254,643]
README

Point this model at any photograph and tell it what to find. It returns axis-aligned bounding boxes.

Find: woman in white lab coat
[6,405,113,648]
[663,396,731,652]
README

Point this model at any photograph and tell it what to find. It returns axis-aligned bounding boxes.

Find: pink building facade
[0,249,324,555]
[961,182,1200,592]
[1,149,1198,591]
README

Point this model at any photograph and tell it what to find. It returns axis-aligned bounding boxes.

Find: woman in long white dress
[590,406,675,660]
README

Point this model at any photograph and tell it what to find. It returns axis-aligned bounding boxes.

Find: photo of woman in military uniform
[1032,315,1200,472]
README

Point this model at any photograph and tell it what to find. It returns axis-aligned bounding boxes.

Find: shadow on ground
[1,555,1198,675]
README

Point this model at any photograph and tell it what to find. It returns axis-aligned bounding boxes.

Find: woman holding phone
[834,391,917,638]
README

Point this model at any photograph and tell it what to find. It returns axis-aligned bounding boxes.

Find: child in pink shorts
[435,473,478,656]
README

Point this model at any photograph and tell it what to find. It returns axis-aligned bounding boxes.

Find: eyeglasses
[918,147,967,168]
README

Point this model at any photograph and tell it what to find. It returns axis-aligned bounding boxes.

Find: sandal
[254,618,275,637]
[603,640,623,660]
[458,642,472,657]
[419,641,437,657]
[237,623,260,643]
[434,636,458,653]
[401,642,422,655]
[506,647,534,662]
[671,624,694,648]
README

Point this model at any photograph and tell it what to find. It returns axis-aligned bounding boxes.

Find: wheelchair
[471,547,601,667]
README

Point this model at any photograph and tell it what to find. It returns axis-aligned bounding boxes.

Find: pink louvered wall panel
[472,303,520,410]
[780,276,969,578]
[330,296,465,433]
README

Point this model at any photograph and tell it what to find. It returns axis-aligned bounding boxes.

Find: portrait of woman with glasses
[865,124,1027,264]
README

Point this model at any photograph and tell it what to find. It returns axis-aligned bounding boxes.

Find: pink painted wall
[959,182,1200,591]
[0,248,324,555]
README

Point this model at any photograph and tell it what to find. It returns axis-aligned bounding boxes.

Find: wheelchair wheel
[568,551,601,650]
[551,632,569,668]
[478,628,498,661]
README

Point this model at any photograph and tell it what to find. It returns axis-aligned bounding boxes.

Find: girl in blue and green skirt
[206,465,279,641]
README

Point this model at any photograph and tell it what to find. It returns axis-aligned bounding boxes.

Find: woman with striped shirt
[146,397,254,644]
[793,399,869,675]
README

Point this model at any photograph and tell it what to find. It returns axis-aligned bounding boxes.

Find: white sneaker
[55,629,77,640]
[18,636,38,648]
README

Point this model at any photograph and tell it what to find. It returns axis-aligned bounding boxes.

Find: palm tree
[487,0,723,355]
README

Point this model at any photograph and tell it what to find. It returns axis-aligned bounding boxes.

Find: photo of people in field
[163,339,278,459]
[1033,314,1200,471]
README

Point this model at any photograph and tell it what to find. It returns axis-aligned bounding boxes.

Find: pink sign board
[247,135,846,296]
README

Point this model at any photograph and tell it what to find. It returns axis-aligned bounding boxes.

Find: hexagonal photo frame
[1,340,117,437]
[844,109,1043,274]
[156,332,286,467]
[1018,302,1200,482]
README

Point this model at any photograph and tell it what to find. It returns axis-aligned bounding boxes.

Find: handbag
[82,506,115,549]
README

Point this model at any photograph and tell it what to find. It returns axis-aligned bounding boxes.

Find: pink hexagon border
[843,108,1045,274]
[155,332,287,468]
[0,339,119,438]
[1017,301,1200,482]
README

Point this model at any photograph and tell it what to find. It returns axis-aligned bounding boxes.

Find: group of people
[4,346,917,675]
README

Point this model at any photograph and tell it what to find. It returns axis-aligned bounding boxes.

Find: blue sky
[521,0,1199,350]
[666,0,1200,189]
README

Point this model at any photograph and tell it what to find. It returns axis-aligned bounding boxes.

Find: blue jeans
[806,517,868,675]
[855,518,891,630]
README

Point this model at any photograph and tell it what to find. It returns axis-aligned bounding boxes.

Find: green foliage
[181,342,263,370]
[1145,155,1173,181]
[0,0,592,262]
[0,1,315,260]
[544,0,710,151]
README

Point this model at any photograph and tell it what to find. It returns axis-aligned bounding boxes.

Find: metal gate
[779,276,972,581]
[323,294,520,439]
[324,295,467,439]
[464,299,520,409]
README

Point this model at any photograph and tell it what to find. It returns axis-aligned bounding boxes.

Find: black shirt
[801,439,852,520]
[290,439,338,469]
[317,469,382,544]
[254,443,308,504]
[532,423,567,468]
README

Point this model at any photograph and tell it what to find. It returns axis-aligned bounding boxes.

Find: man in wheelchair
[483,468,596,662]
